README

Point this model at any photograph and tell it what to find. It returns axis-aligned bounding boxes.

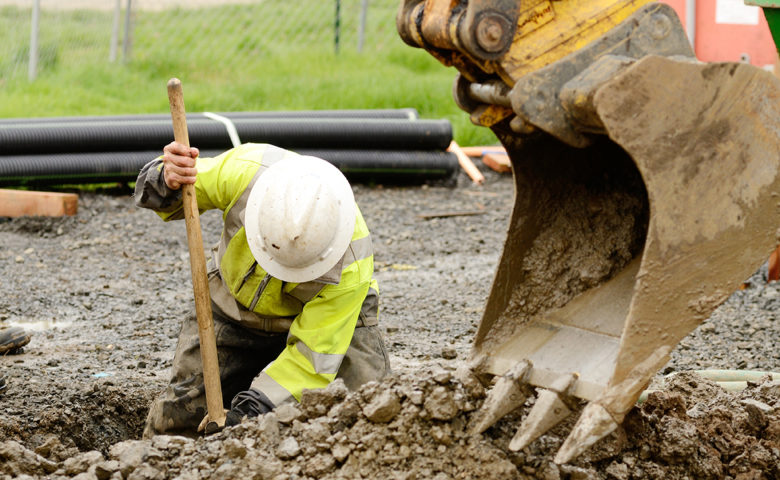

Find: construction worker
[134,142,390,437]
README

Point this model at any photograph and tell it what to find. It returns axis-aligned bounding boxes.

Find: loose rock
[276,437,301,460]
[362,390,401,423]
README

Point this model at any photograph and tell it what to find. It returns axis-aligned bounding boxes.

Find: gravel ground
[0,162,779,478]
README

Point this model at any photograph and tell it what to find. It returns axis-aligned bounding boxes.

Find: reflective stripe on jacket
[134,143,379,407]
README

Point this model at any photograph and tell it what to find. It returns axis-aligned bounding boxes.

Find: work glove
[225,388,274,427]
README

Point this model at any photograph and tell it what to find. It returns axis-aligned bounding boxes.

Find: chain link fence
[0,0,405,82]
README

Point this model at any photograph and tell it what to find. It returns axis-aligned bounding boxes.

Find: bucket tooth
[554,346,672,464]
[508,373,579,451]
[553,401,617,464]
[469,360,532,435]
[509,390,574,451]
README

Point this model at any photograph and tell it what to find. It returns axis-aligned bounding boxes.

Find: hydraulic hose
[0,108,420,125]
[0,118,452,155]
[0,149,458,186]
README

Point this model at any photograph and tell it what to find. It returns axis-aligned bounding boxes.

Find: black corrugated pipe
[0,149,458,187]
[0,109,419,125]
[296,149,457,182]
[0,118,452,155]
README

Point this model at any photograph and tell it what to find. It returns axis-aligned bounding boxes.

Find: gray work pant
[143,306,391,438]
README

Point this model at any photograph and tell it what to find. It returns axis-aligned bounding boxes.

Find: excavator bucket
[398,0,780,463]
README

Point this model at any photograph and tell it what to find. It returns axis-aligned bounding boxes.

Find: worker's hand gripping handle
[167,78,226,431]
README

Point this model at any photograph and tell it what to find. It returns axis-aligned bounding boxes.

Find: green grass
[0,3,499,147]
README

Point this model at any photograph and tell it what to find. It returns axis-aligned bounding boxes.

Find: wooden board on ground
[0,189,78,217]
[448,141,485,185]
[459,145,507,157]
[482,153,512,173]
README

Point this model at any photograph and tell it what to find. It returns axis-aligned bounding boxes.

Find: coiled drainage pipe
[0,150,458,186]
[0,118,453,155]
[0,108,419,125]
[0,110,458,185]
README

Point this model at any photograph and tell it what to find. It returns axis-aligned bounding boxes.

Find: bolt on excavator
[397,0,780,463]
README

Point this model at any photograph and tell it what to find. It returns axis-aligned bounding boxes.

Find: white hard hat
[245,155,356,283]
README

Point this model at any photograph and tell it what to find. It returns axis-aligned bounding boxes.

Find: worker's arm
[160,141,199,190]
[134,143,263,219]
[259,279,370,399]
[227,274,375,424]
[133,156,184,214]
[134,141,199,212]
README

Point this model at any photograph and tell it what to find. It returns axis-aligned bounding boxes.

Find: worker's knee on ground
[143,399,167,439]
[337,326,391,391]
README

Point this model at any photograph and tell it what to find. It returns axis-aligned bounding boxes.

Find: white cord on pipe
[203,112,242,148]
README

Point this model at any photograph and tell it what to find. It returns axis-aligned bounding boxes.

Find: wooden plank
[448,141,485,185]
[459,145,507,157]
[482,153,512,173]
[769,245,780,282]
[0,189,78,217]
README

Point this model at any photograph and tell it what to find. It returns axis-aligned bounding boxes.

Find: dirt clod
[276,436,301,460]
[424,386,459,421]
[363,389,401,423]
[0,441,58,476]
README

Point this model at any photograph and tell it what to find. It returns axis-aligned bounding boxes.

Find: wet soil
[1,165,779,479]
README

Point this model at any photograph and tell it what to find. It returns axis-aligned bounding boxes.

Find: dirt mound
[2,368,777,479]
[2,171,780,479]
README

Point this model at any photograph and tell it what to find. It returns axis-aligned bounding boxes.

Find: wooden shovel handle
[167,78,226,428]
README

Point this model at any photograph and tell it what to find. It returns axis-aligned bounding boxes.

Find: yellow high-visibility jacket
[135,143,379,407]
